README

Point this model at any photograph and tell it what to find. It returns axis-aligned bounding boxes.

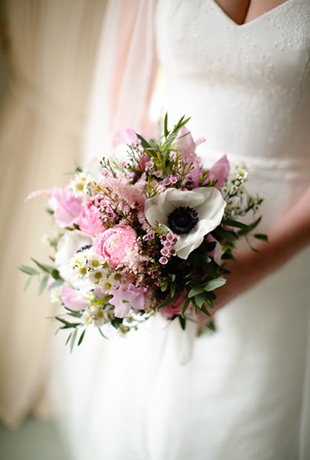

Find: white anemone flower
[144,187,226,259]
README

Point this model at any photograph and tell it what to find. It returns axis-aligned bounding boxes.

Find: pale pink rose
[162,291,187,318]
[49,187,83,228]
[79,201,107,236]
[61,284,89,311]
[109,283,146,318]
[94,225,137,267]
[207,154,230,189]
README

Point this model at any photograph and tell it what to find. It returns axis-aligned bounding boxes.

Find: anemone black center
[168,206,199,235]
[76,244,93,253]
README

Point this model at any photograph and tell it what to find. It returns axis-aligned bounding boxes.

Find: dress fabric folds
[50,1,310,459]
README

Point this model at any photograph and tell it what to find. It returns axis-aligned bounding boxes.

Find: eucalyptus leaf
[188,287,205,298]
[194,293,205,308]
[19,265,40,276]
[38,274,49,296]
[204,278,226,291]
[31,258,55,274]
[70,329,78,353]
[23,276,32,292]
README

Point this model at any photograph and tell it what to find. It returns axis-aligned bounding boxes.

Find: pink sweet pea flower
[207,154,230,189]
[109,283,146,318]
[79,201,107,236]
[162,291,187,318]
[137,154,148,171]
[113,128,141,148]
[176,126,196,155]
[49,187,83,228]
[94,225,137,267]
[61,284,89,311]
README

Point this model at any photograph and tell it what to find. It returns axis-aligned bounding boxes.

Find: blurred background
[0,0,108,458]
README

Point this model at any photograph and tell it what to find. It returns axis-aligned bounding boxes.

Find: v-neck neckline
[210,0,293,29]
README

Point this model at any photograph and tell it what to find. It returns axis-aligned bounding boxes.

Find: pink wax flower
[49,187,83,228]
[162,291,187,318]
[61,284,89,311]
[109,283,146,318]
[207,154,230,189]
[79,201,107,236]
[94,225,137,267]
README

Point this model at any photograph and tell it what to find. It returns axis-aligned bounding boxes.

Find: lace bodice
[156,0,310,160]
[156,0,310,230]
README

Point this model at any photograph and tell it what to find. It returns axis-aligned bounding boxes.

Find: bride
[50,1,310,459]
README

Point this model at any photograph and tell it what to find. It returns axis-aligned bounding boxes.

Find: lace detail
[156,0,310,168]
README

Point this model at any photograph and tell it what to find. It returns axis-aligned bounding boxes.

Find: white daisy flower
[70,172,93,195]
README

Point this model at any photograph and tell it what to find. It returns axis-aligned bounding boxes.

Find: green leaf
[188,286,205,298]
[136,133,151,150]
[19,265,40,276]
[194,293,205,308]
[254,233,268,243]
[181,296,190,317]
[197,303,211,317]
[204,277,226,291]
[70,329,78,353]
[77,329,86,346]
[23,276,32,292]
[238,216,262,236]
[31,258,55,274]
[38,274,49,296]
[164,113,169,137]
[170,283,177,298]
[206,319,216,332]
[178,316,186,330]
[212,228,237,243]
[157,296,174,309]
[160,281,168,292]
[55,317,80,328]
[65,332,72,346]
[222,218,249,230]
[97,327,108,339]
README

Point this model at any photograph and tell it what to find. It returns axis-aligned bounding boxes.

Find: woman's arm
[212,186,310,311]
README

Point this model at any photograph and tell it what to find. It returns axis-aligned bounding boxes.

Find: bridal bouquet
[20,116,265,348]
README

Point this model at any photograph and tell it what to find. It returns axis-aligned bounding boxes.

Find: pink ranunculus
[176,126,196,155]
[207,154,230,189]
[79,201,107,236]
[94,225,137,267]
[61,284,89,311]
[162,291,187,318]
[49,187,83,228]
[109,283,146,318]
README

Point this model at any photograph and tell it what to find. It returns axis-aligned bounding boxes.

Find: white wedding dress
[50,1,310,459]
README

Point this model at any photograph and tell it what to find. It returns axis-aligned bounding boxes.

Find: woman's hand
[199,186,310,325]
